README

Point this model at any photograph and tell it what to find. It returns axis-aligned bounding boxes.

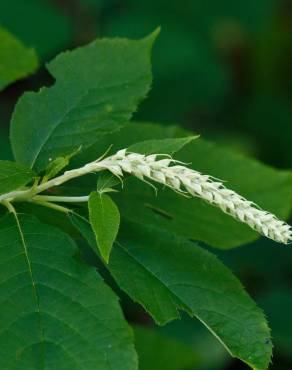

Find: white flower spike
[0,148,290,244]
[98,149,292,244]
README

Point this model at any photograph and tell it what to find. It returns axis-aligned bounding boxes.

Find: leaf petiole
[32,195,89,203]
[29,199,72,214]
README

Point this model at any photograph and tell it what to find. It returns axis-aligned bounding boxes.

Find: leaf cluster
[0,27,291,370]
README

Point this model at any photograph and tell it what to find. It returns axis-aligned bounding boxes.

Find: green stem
[32,195,89,203]
[29,200,72,214]
[0,159,106,203]
[2,199,16,214]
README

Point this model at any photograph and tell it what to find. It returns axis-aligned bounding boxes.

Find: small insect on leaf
[88,191,120,263]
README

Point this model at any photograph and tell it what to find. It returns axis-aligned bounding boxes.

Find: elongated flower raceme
[97,149,292,244]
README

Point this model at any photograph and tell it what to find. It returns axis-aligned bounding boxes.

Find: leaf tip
[144,27,161,46]
[102,253,110,264]
[188,134,200,143]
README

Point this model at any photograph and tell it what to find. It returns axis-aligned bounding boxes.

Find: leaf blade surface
[0,26,38,91]
[0,213,137,370]
[89,191,120,262]
[11,31,159,171]
[0,160,35,195]
[71,214,272,370]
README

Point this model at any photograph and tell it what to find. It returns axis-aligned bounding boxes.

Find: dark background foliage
[0,1,291,369]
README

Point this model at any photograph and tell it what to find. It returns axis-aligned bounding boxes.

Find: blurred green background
[0,1,292,369]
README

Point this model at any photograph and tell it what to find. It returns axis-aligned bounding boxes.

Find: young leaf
[88,191,120,263]
[0,26,38,91]
[0,213,137,370]
[0,160,35,195]
[71,215,272,370]
[10,30,159,172]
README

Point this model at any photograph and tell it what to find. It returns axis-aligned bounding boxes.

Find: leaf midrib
[29,76,144,168]
[30,88,89,168]
[115,240,181,322]
[11,212,45,369]
[116,239,241,360]
[118,239,271,369]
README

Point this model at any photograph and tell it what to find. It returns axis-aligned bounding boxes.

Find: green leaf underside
[0,160,35,195]
[10,30,159,172]
[88,192,120,262]
[0,213,137,370]
[133,325,200,370]
[0,27,38,91]
[70,214,272,370]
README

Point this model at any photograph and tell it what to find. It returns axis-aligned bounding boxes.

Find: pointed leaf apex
[144,27,161,46]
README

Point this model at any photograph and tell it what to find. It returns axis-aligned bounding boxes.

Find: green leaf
[0,213,137,370]
[10,30,159,172]
[0,26,38,91]
[0,160,35,195]
[70,213,180,325]
[133,325,200,370]
[88,191,120,263]
[128,135,199,155]
[70,214,272,370]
